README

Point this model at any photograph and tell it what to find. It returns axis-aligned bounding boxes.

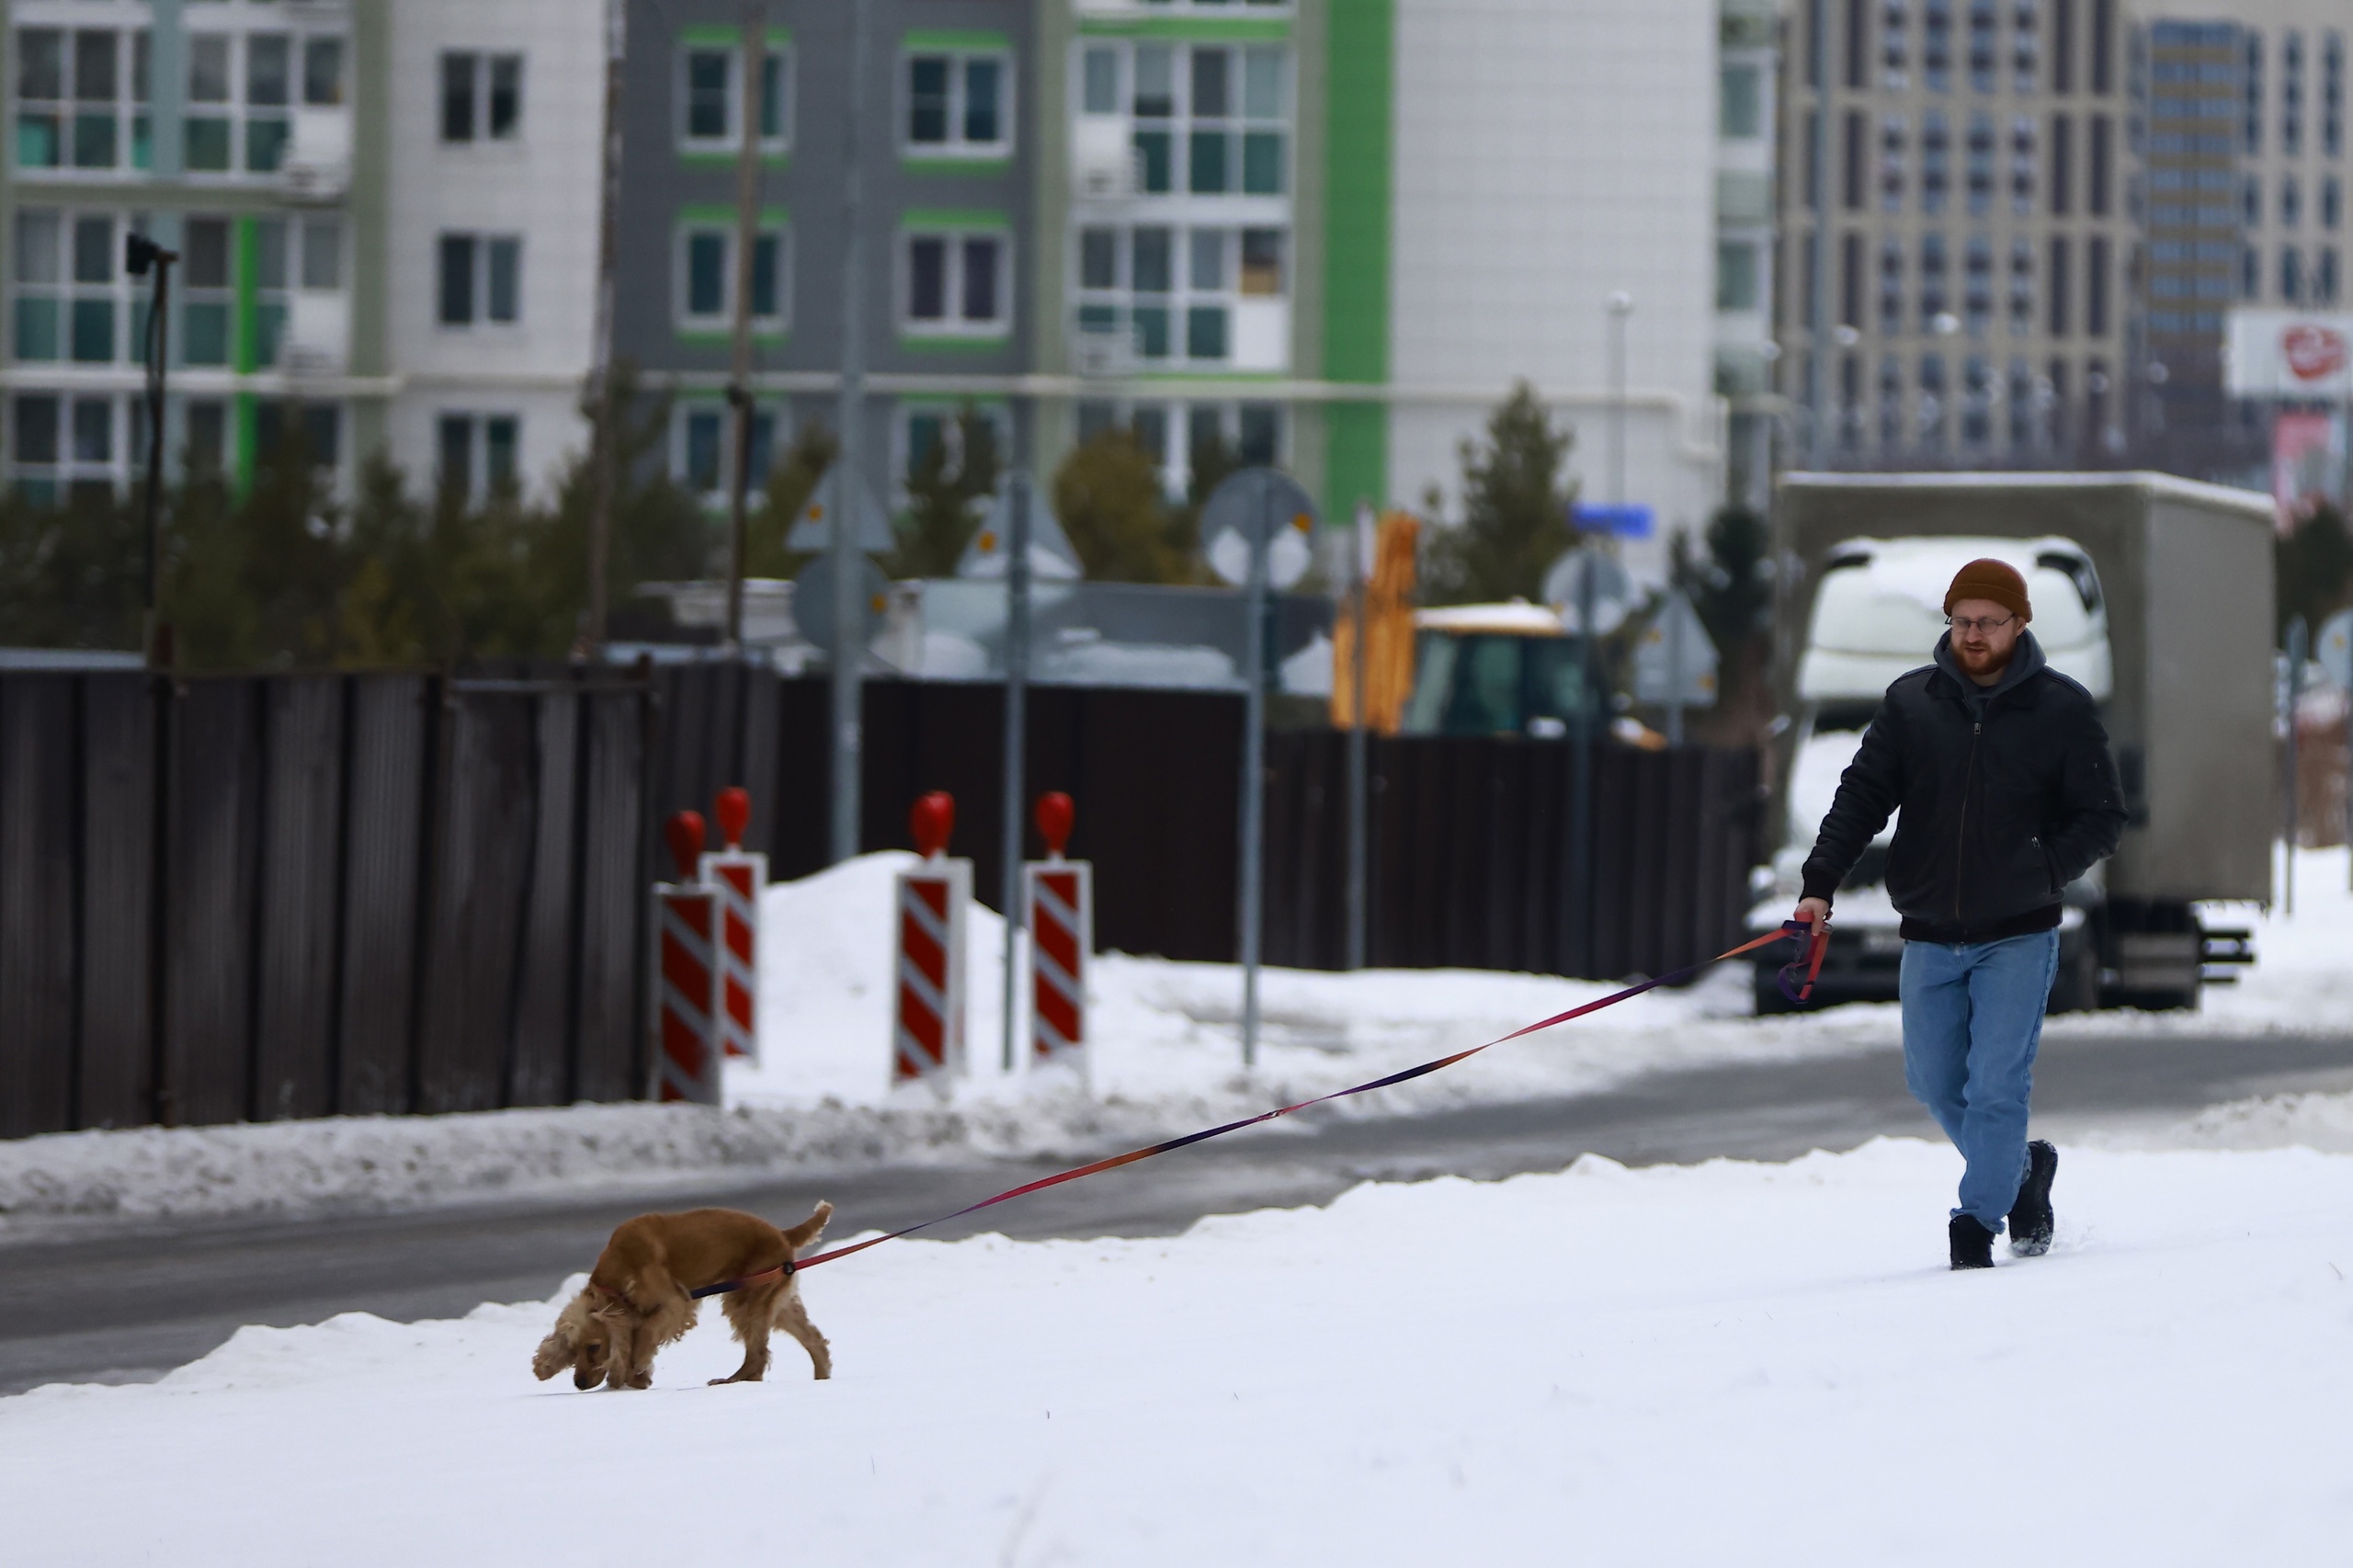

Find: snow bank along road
[6,1023,2353,1396]
[6,1140,2351,1566]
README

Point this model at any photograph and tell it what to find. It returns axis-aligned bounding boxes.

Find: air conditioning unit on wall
[1071,118,1134,199]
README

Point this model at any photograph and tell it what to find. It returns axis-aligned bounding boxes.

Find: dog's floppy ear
[530,1329,574,1381]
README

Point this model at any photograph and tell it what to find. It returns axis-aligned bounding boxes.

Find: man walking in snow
[1793,558,2126,1269]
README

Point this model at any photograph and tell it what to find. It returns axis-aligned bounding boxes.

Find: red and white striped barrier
[893,791,971,1092]
[1024,791,1092,1071]
[654,811,722,1105]
[699,786,765,1064]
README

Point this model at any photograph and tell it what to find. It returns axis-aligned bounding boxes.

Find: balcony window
[14,26,151,173]
[1100,40,1288,198]
[1073,224,1285,368]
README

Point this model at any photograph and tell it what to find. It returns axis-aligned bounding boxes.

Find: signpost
[1201,467,1318,1068]
[1543,540,1634,971]
[996,471,1036,1073]
[2318,608,2353,892]
[1633,589,1720,745]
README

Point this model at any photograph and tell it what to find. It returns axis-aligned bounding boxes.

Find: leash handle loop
[1774,917,1830,1004]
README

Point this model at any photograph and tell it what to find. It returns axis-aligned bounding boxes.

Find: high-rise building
[2136,4,2347,483]
[1,0,606,505]
[1778,0,2139,470]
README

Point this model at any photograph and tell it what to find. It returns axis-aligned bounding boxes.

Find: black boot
[2007,1139,2058,1257]
[1949,1213,1995,1270]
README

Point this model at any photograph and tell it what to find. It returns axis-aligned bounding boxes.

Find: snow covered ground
[3,848,2348,1231]
[6,1139,2350,1565]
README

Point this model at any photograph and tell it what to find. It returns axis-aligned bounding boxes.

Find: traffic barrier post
[654,811,723,1105]
[1024,791,1092,1074]
[894,791,972,1093]
[699,785,765,1064]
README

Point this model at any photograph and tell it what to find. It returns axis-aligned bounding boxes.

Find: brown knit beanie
[1943,558,2031,621]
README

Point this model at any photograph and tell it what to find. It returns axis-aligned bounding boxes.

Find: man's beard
[1953,642,2011,679]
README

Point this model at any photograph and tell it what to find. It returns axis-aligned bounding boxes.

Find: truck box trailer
[1755,472,2276,1011]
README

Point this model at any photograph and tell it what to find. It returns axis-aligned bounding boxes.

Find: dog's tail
[781,1199,832,1256]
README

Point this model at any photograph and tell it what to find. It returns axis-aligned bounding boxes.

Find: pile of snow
[6,848,2347,1232]
[6,1140,2351,1564]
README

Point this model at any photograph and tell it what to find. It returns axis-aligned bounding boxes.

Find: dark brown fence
[645,665,1762,978]
[0,661,1762,1139]
[0,670,650,1138]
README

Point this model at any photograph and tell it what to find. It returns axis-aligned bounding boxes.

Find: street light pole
[127,233,177,665]
[1607,291,1632,507]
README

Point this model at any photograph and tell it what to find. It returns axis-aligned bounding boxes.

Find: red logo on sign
[2281,324,2347,381]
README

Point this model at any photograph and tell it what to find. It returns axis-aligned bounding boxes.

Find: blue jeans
[1898,929,2061,1233]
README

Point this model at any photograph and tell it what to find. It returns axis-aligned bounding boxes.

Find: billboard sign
[2226,309,2353,398]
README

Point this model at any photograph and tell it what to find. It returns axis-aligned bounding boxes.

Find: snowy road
[6,1023,2351,1396]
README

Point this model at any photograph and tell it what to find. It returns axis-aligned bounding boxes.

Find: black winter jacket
[1801,631,2128,943]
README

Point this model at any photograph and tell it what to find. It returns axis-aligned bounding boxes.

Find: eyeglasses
[1945,613,2018,636]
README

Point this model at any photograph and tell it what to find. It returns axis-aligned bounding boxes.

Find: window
[1918,232,1949,329]
[1720,63,1763,139]
[2087,114,2110,214]
[1881,0,1910,88]
[2321,248,2341,305]
[1717,241,1762,311]
[9,209,156,366]
[2013,0,2040,91]
[2282,32,2304,155]
[2048,235,2070,334]
[1923,0,1953,90]
[1073,223,1286,367]
[902,229,1007,337]
[674,402,785,499]
[2281,245,2303,302]
[2326,31,2345,156]
[180,26,313,175]
[2086,234,2109,333]
[254,402,340,473]
[2325,176,2343,232]
[676,41,790,153]
[13,26,152,173]
[2008,237,2035,329]
[2048,113,2071,214]
[1876,235,1903,330]
[904,49,1010,156]
[1965,112,1995,212]
[1107,41,1289,197]
[1879,114,1908,210]
[441,52,523,142]
[2008,116,2036,213]
[1968,0,1995,92]
[1921,111,1949,212]
[438,233,522,326]
[436,413,521,500]
[6,392,139,503]
[673,221,789,330]
[182,216,231,365]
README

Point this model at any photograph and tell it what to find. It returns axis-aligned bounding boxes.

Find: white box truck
[1754,472,2275,1012]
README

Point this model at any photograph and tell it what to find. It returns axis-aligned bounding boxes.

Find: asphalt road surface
[6,1027,2351,1396]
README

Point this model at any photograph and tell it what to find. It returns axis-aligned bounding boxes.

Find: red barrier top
[910,791,955,858]
[665,811,706,881]
[1035,791,1074,858]
[714,786,751,850]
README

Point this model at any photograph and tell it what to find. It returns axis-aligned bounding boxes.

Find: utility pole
[998,472,1033,1072]
[829,0,872,863]
[722,0,767,652]
[1239,476,1271,1067]
[584,0,628,654]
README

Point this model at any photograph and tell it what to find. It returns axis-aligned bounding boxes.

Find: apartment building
[1779,0,2139,469]
[609,0,1755,583]
[2136,4,2347,477]
[2,0,602,506]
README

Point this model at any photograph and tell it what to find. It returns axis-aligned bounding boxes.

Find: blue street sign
[1571,502,1654,539]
